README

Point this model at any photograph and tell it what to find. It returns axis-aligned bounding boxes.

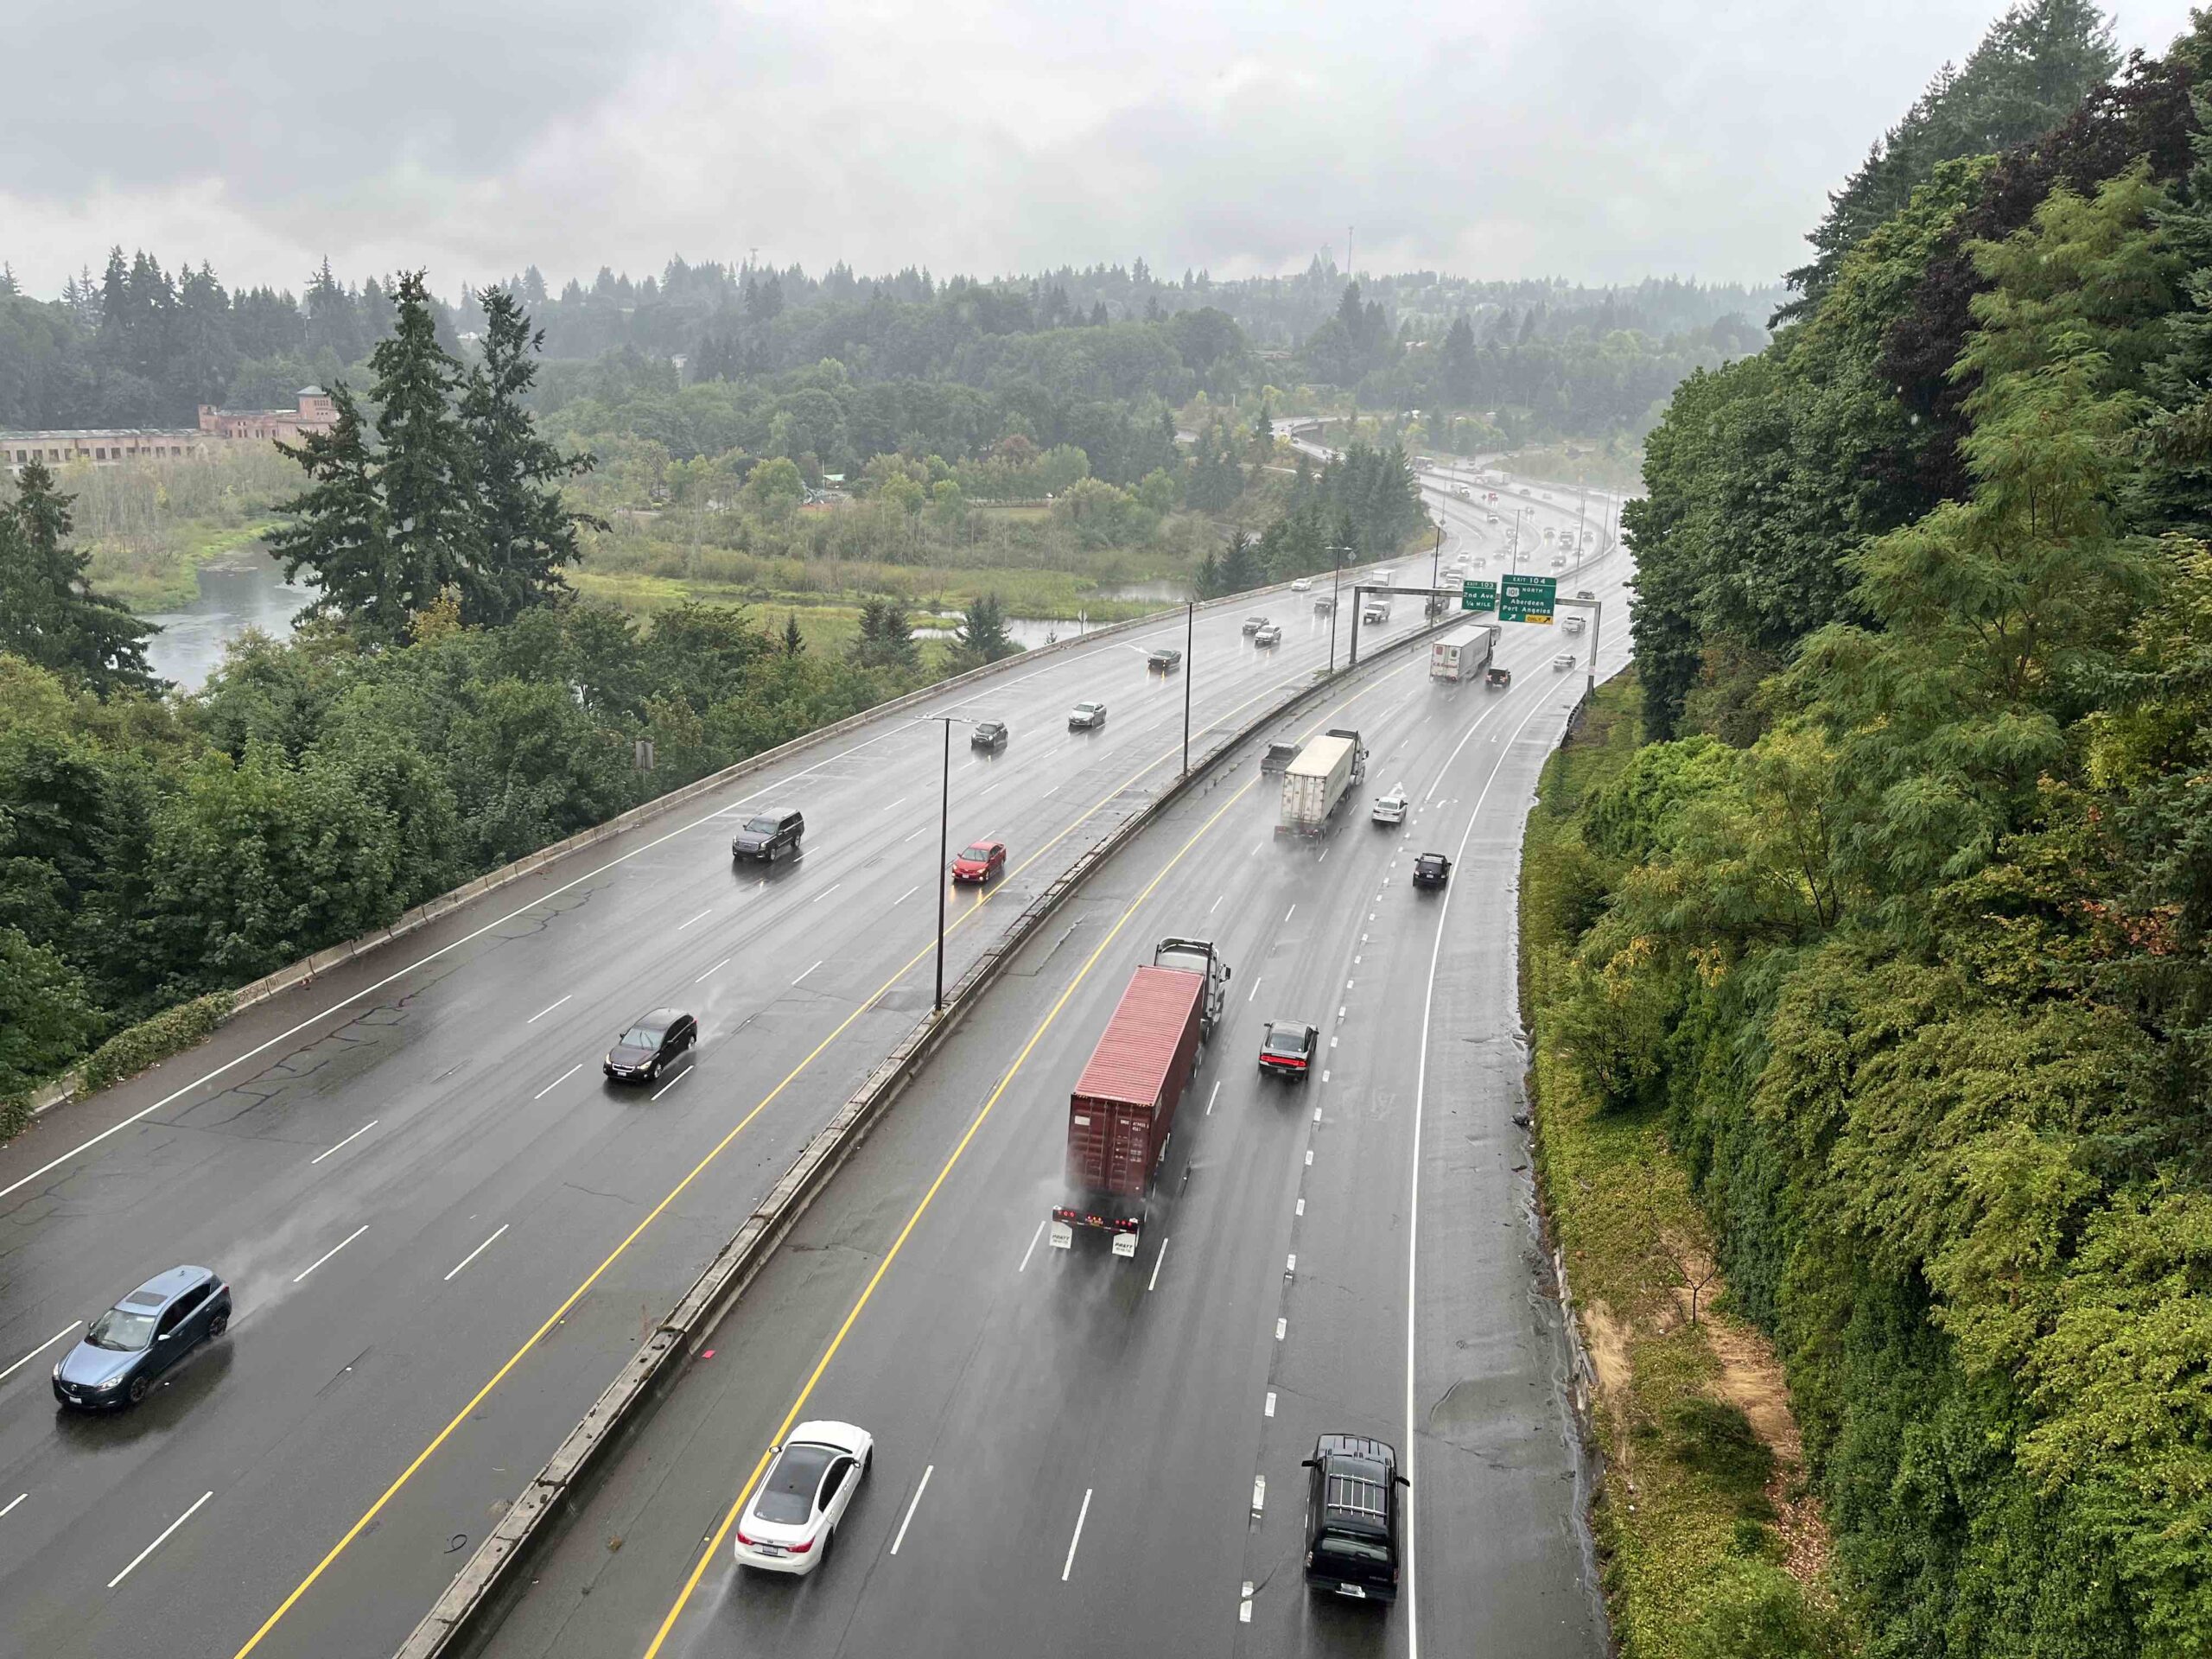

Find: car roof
[1268,1020,1317,1039]
[127,1264,215,1306]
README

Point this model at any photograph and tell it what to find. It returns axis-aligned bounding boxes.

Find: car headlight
[94,1373,124,1390]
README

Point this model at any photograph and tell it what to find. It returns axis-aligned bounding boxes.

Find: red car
[951,840,1007,884]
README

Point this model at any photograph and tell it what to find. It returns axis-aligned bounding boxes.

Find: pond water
[145,550,314,691]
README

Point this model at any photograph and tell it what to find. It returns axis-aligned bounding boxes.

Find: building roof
[297,385,327,397]
[0,429,204,442]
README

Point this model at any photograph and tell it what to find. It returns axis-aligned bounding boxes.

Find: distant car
[1550,556,1568,571]
[1068,700,1107,730]
[1485,665,1512,690]
[1259,1020,1319,1080]
[1561,615,1586,636]
[1412,852,1452,888]
[1290,577,1313,592]
[54,1266,231,1411]
[1313,594,1336,614]
[605,1008,698,1083]
[1242,615,1268,636]
[1147,648,1182,674]
[1575,588,1595,600]
[1302,1433,1408,1603]
[1260,740,1301,776]
[1371,786,1408,825]
[1487,513,1500,524]
[733,1420,875,1576]
[1554,652,1577,671]
[970,720,1008,752]
[1254,623,1282,647]
[732,808,804,862]
[951,839,1007,884]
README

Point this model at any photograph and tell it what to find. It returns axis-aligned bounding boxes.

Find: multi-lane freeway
[0,491,1618,1659]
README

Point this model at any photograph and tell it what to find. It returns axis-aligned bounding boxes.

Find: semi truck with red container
[1049,937,1232,1258]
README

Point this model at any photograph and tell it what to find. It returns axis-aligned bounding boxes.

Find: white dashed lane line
[525,995,571,1024]
[107,1491,213,1589]
[308,1120,378,1166]
[443,1224,508,1282]
[292,1224,367,1285]
[0,1324,80,1386]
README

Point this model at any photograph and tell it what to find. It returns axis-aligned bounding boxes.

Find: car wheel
[863,1446,874,1475]
[126,1373,151,1406]
[649,1058,663,1081]
[209,1309,230,1338]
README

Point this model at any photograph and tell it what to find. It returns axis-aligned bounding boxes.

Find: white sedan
[733,1420,875,1575]
[1372,785,1409,825]
[1290,577,1313,592]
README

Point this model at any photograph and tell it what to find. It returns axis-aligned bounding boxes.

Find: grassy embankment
[45,447,300,611]
[1519,670,1848,1657]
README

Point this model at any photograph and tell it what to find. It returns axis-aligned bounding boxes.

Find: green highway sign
[1498,573,1557,624]
[1460,579,1497,613]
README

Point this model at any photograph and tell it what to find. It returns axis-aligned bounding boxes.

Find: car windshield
[960,845,995,861]
[619,1025,665,1049]
[741,817,782,835]
[756,1442,837,1524]
[86,1306,156,1351]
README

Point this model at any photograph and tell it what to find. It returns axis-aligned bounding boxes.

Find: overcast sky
[3,1,2200,301]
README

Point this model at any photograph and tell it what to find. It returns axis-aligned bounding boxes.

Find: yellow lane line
[639,653,1428,1654]
[227,653,1334,1656]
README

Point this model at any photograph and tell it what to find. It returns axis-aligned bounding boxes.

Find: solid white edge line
[1018,1218,1046,1273]
[0,1322,81,1384]
[524,995,571,1024]
[443,1224,510,1282]
[889,1465,933,1556]
[1147,1235,1171,1293]
[1061,1488,1093,1581]
[308,1119,378,1166]
[292,1224,368,1285]
[0,1492,23,1519]
[107,1490,212,1588]
[533,1063,582,1102]
[1403,691,1554,1659]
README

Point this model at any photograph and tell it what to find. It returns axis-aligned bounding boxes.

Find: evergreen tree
[953,592,1016,664]
[783,611,804,658]
[0,462,157,694]
[371,271,474,631]
[267,384,407,639]
[1217,530,1262,594]
[850,598,918,671]
[456,286,603,626]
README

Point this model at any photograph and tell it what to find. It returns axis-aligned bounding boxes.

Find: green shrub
[77,991,234,1097]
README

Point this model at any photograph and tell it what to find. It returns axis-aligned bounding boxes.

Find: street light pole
[1182,601,1193,777]
[936,716,950,1013]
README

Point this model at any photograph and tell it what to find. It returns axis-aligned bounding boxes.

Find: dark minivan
[732,808,804,862]
[54,1265,231,1411]
[1301,1433,1408,1604]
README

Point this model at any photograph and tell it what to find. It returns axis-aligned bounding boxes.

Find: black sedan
[1412,853,1452,889]
[54,1266,231,1410]
[605,1008,698,1084]
[1259,1020,1319,1080]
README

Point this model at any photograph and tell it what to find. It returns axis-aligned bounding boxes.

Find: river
[145,550,314,692]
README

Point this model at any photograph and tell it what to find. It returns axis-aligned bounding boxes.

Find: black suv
[1301,1433,1408,1604]
[970,720,1009,753]
[604,1008,698,1084]
[1260,1020,1318,1080]
[1412,852,1452,889]
[1147,648,1182,674]
[731,808,804,862]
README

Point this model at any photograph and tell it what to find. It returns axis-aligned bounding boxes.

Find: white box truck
[1429,622,1502,683]
[1277,734,1358,836]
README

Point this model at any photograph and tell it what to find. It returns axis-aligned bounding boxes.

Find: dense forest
[0,239,1771,454]
[1534,3,2212,1653]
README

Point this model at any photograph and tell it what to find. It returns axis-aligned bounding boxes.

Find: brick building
[3,388,336,474]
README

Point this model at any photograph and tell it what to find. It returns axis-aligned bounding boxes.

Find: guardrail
[23,561,1401,1128]
[391,603,1464,1658]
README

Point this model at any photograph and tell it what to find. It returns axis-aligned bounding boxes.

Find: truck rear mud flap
[1051,1209,1142,1258]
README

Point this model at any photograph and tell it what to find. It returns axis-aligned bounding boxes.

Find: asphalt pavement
[469,530,1627,1659]
[0,536,1557,1658]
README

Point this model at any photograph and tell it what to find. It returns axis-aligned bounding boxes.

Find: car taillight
[788,1537,814,1554]
[736,1529,753,1546]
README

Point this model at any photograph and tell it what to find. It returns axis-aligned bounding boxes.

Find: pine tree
[371,271,473,630]
[0,462,157,692]
[953,592,1016,664]
[457,286,604,626]
[783,611,804,658]
[267,384,406,639]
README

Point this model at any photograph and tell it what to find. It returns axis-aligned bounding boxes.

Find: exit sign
[1499,574,1557,624]
[1460,579,1497,613]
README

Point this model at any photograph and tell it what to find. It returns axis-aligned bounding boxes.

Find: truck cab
[1154,937,1230,1038]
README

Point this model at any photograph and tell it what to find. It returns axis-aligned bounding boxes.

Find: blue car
[53,1266,231,1411]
